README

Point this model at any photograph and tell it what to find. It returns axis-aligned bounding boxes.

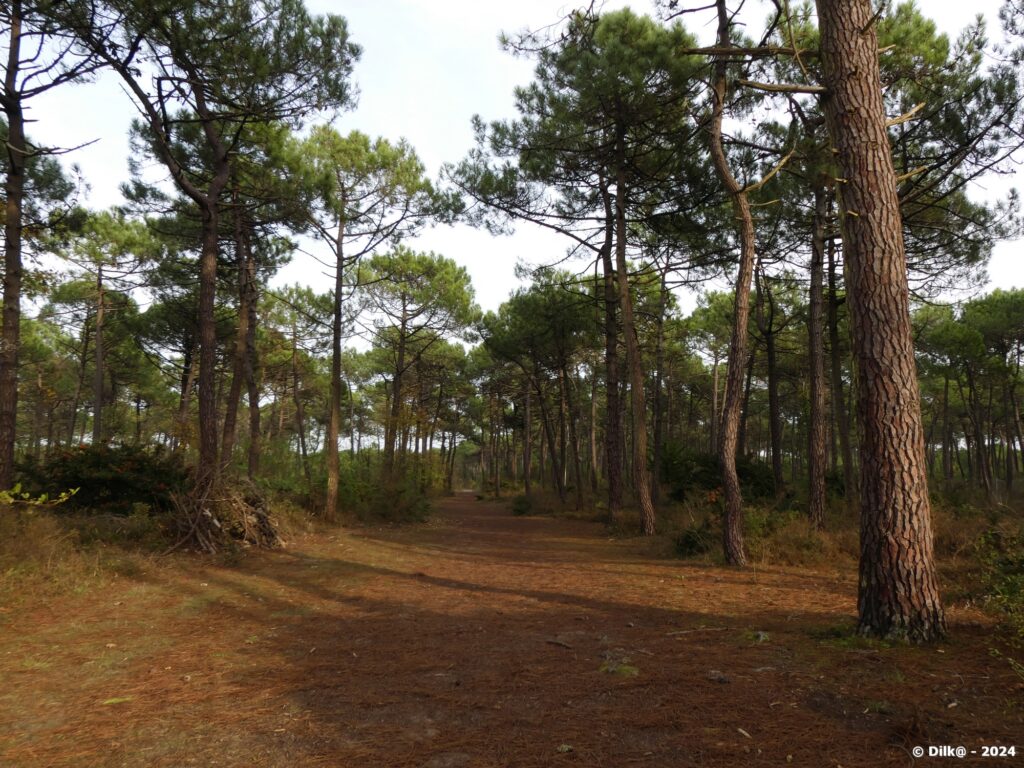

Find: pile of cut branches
[166,480,279,554]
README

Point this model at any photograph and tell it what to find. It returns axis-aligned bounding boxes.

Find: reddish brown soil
[1,492,1020,767]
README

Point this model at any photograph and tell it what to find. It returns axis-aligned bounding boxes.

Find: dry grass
[1,493,1021,767]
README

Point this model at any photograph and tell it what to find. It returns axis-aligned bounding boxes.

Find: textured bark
[816,0,945,641]
[291,320,311,489]
[523,385,532,496]
[0,1,25,487]
[563,367,584,510]
[195,210,223,491]
[245,257,261,480]
[827,236,856,511]
[599,182,623,520]
[91,267,105,445]
[220,203,252,465]
[651,264,668,504]
[708,0,752,565]
[808,187,829,529]
[755,268,784,492]
[325,220,345,520]
[613,146,655,536]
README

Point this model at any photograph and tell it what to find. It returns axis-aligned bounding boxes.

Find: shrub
[976,528,1024,641]
[674,518,715,557]
[511,494,533,516]
[659,442,776,502]
[18,445,190,515]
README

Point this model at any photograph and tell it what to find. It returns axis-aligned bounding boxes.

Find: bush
[18,445,190,515]
[511,494,533,516]
[976,528,1024,641]
[674,518,715,557]
[659,442,777,502]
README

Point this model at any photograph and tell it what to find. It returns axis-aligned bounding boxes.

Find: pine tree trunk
[827,236,856,511]
[245,256,261,480]
[599,181,623,520]
[816,0,945,641]
[808,186,829,529]
[92,267,105,445]
[613,147,655,535]
[708,0,752,565]
[326,221,345,520]
[523,384,532,496]
[0,5,25,487]
[220,203,251,466]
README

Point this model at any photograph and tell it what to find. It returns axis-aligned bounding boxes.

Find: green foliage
[977,528,1024,641]
[18,445,190,516]
[674,518,715,557]
[511,494,532,516]
[659,443,775,502]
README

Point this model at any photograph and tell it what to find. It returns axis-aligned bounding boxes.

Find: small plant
[675,518,715,557]
[511,494,532,516]
[976,528,1024,641]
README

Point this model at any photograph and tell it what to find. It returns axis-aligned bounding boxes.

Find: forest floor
[1,492,1021,768]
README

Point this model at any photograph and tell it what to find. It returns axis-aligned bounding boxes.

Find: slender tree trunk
[589,367,599,494]
[523,384,532,496]
[92,266,105,446]
[245,256,260,480]
[651,263,668,504]
[808,186,829,529]
[612,141,656,535]
[756,268,784,492]
[710,355,720,454]
[291,320,311,489]
[0,3,25,487]
[817,0,945,641]
[738,346,755,457]
[221,202,251,466]
[827,236,856,510]
[384,299,409,476]
[326,219,345,520]
[564,366,583,511]
[599,181,623,520]
[69,324,91,447]
[535,379,565,504]
[708,0,753,564]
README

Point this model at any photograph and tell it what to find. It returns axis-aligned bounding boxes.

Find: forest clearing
[3,0,1024,764]
[2,493,1020,768]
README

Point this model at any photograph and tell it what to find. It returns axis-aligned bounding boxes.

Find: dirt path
[1,493,1019,767]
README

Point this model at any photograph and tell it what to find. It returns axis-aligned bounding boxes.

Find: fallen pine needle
[545,639,574,649]
[666,627,729,636]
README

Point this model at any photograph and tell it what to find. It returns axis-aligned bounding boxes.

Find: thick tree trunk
[708,0,752,565]
[808,186,829,529]
[817,0,945,641]
[0,5,25,487]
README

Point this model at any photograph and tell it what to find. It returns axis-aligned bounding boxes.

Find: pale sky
[22,0,1022,316]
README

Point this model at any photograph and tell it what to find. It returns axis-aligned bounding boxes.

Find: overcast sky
[22,0,1021,315]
